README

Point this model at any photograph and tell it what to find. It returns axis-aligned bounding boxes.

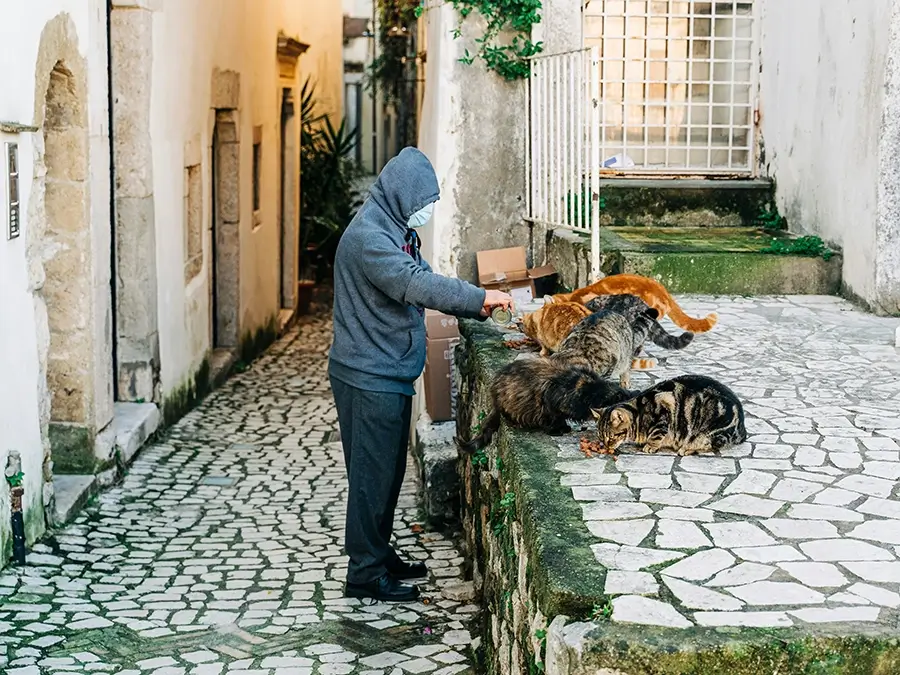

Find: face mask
[407,202,435,229]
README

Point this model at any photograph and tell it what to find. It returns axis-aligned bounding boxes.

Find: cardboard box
[425,309,459,339]
[424,336,459,422]
[476,246,558,304]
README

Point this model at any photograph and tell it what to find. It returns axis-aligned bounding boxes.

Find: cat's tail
[456,410,501,454]
[666,302,718,333]
[649,321,694,350]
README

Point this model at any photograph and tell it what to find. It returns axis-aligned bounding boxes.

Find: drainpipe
[6,452,26,566]
[371,0,378,172]
[106,0,119,400]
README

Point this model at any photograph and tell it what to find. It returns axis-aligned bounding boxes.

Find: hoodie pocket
[400,328,427,377]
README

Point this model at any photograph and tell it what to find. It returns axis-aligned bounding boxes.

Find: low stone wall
[454,316,900,675]
[455,320,610,674]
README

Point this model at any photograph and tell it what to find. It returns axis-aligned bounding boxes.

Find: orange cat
[520,301,590,356]
[518,299,657,372]
[552,274,717,333]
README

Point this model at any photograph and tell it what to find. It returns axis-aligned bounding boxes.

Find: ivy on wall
[369,0,421,104]
[417,0,544,80]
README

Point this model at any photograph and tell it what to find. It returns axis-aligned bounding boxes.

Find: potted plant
[299,78,365,314]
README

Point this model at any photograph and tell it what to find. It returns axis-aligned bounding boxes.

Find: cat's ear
[645,307,660,320]
[610,408,632,430]
[590,408,603,420]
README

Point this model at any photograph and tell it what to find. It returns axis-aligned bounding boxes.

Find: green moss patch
[49,424,96,474]
[569,623,900,675]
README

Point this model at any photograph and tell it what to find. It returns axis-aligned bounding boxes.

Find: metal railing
[526,47,602,281]
[585,0,758,174]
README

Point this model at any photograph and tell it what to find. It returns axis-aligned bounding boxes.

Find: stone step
[112,402,161,465]
[595,177,775,228]
[209,347,238,389]
[52,474,97,526]
[549,226,841,296]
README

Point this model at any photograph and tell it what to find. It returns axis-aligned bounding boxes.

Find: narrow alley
[1,314,477,675]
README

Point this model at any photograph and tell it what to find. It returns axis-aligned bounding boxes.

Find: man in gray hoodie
[329,147,512,601]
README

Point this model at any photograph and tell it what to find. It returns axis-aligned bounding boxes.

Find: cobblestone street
[554,295,900,630]
[2,315,478,675]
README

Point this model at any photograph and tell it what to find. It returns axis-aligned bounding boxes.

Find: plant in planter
[299,78,366,312]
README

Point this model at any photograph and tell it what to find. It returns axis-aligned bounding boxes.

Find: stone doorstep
[209,347,239,389]
[53,402,161,526]
[52,474,98,526]
[278,308,295,335]
[112,402,161,465]
[547,227,842,296]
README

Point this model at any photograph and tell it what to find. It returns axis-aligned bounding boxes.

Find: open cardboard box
[476,246,557,305]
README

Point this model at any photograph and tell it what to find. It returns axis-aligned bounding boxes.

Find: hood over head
[369,147,440,228]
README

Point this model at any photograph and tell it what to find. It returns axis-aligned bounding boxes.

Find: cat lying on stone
[591,374,746,456]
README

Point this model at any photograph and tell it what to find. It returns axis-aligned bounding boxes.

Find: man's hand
[480,289,514,317]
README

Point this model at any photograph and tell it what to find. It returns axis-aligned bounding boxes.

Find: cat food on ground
[580,436,615,457]
[503,338,536,350]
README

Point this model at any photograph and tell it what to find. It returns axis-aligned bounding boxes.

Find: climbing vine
[417,0,544,80]
[369,0,421,104]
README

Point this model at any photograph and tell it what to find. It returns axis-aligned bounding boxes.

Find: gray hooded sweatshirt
[328,147,487,395]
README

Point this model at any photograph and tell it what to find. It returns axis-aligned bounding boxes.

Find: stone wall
[455,320,610,675]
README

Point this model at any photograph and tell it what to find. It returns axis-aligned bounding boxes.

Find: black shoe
[345,574,420,602]
[386,557,429,580]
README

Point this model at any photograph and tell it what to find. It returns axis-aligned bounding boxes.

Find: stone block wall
[454,320,609,675]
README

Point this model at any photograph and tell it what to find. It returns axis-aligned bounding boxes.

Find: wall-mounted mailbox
[5,142,20,240]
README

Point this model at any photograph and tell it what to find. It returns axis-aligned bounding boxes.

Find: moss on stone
[622,251,842,295]
[569,623,900,675]
[457,319,615,675]
[48,424,95,474]
[162,354,212,428]
[239,315,278,366]
[597,180,774,228]
[549,227,842,296]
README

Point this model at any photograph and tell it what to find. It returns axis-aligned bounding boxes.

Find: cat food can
[491,306,513,325]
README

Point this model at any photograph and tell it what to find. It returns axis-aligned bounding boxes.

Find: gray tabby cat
[553,308,658,388]
[591,374,747,456]
[585,294,694,351]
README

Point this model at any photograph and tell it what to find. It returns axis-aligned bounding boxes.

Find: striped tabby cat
[554,308,659,388]
[591,374,746,456]
[585,294,695,351]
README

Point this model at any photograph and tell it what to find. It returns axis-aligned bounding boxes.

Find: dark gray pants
[330,377,412,584]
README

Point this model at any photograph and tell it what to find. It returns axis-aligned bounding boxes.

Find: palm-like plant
[300,78,365,280]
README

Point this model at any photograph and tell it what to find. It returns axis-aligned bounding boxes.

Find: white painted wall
[0,0,109,547]
[758,0,893,303]
[146,0,328,396]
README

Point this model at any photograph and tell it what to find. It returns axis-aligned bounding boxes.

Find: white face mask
[407,202,435,229]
